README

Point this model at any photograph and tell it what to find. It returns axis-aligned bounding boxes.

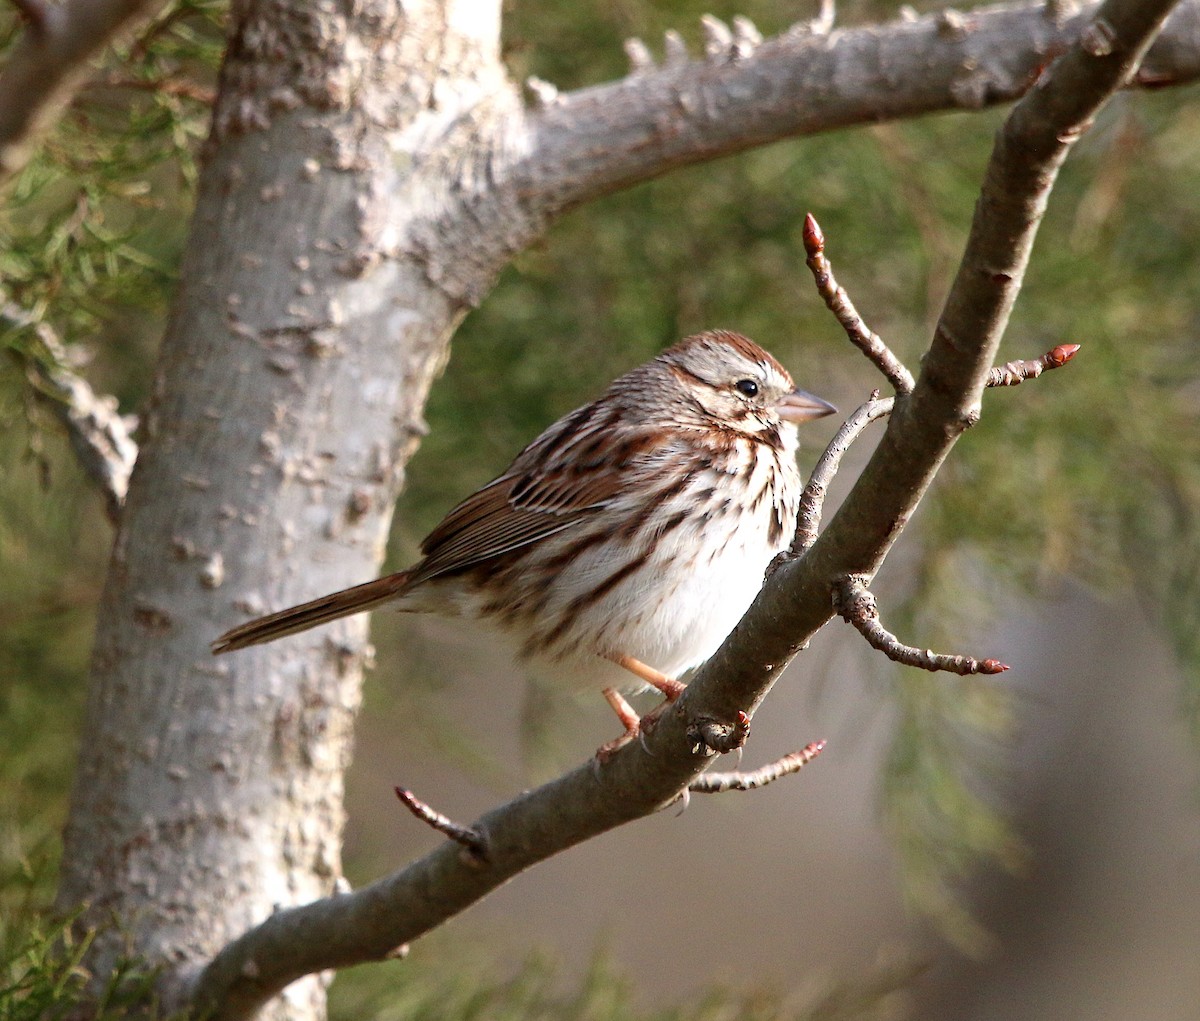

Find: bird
[213,330,836,752]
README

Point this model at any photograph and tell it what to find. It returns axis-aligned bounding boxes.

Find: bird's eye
[734,378,760,397]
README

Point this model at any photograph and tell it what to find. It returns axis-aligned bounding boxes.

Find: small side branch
[5,304,137,523]
[0,0,172,182]
[987,343,1081,387]
[835,576,1009,676]
[803,213,916,394]
[394,787,489,864]
[788,341,1079,556]
[790,393,895,555]
[689,741,826,793]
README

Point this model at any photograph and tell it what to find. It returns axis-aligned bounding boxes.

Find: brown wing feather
[408,405,653,585]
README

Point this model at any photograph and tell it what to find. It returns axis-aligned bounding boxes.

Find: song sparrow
[213,330,836,748]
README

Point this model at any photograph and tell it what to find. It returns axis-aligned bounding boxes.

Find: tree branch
[791,392,895,556]
[987,342,1081,386]
[511,0,1200,213]
[0,0,171,182]
[3,303,137,523]
[802,213,915,394]
[189,0,1181,1014]
[393,787,489,862]
[835,576,1009,675]
[688,741,827,794]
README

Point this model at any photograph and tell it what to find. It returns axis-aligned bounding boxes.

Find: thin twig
[787,341,1079,558]
[689,740,826,793]
[4,303,137,523]
[835,576,1009,675]
[788,393,895,556]
[394,787,490,863]
[84,71,217,105]
[803,213,916,393]
[986,343,1081,386]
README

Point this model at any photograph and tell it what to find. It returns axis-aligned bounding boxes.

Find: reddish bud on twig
[802,212,825,255]
[395,786,489,863]
[987,343,1081,387]
[1048,342,1080,366]
[802,214,915,394]
[835,576,1010,677]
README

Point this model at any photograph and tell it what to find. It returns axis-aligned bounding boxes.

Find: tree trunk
[56,1,516,1015]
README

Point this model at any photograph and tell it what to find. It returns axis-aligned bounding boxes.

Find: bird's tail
[211,571,412,654]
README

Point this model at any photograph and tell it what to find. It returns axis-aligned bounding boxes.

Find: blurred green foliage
[0,915,176,1021]
[328,946,918,1021]
[1,0,1199,1015]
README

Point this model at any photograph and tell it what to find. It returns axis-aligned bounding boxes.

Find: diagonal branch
[511,0,1200,214]
[0,0,172,182]
[189,0,1181,1015]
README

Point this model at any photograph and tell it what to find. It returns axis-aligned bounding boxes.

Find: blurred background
[2,0,1199,1018]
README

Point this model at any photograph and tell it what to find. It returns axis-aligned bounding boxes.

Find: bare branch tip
[802,212,825,256]
[394,786,489,862]
[688,738,827,795]
[835,577,1004,677]
[986,342,1081,387]
[1050,342,1081,366]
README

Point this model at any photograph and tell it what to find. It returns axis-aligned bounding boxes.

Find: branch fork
[792,216,1083,556]
[834,575,1009,675]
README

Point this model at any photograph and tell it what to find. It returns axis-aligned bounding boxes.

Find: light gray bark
[56,1,522,1015]
[46,0,1196,1018]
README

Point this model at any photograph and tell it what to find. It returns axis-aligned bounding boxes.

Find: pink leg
[594,655,687,760]
[596,687,642,762]
[608,653,685,701]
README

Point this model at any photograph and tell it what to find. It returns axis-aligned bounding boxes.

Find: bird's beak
[776,388,838,424]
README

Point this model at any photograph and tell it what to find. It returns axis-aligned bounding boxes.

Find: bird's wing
[409,409,678,584]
